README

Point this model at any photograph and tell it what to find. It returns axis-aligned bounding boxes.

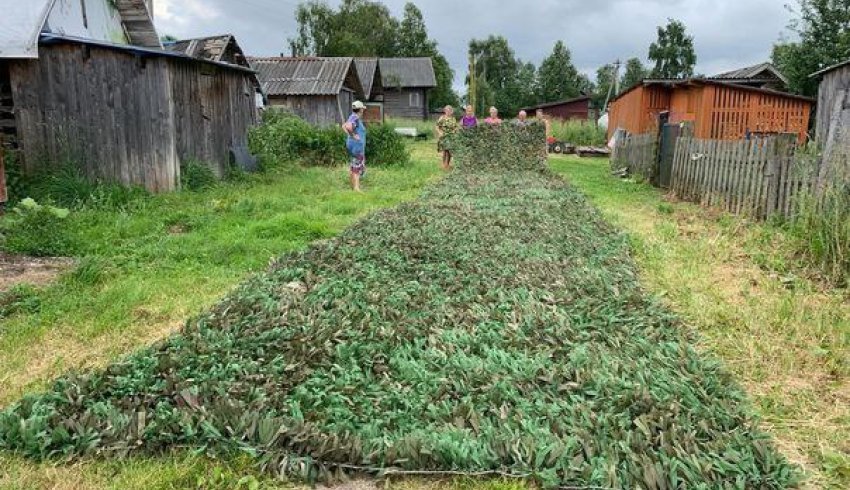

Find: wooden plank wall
[383,89,428,120]
[670,134,812,219]
[169,59,258,177]
[612,132,658,181]
[9,44,179,192]
[816,66,850,147]
[700,85,811,144]
[268,95,341,127]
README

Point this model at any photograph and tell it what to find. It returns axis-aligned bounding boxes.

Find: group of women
[435,105,549,170]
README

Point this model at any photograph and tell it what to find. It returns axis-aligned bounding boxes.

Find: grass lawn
[550,154,850,489]
[1,139,846,489]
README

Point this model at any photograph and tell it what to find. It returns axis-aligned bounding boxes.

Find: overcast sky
[155,0,797,90]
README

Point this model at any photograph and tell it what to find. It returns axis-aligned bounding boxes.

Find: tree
[648,19,696,78]
[538,41,588,103]
[289,1,457,110]
[468,36,532,115]
[772,0,850,96]
[289,0,398,57]
[397,3,459,109]
[621,57,649,91]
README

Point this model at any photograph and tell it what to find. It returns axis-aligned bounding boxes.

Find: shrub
[249,110,346,169]
[0,198,76,257]
[550,119,607,146]
[181,161,218,191]
[365,123,410,166]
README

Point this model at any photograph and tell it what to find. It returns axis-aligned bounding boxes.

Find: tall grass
[549,119,607,146]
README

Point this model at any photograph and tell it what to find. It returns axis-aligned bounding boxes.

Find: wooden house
[377,58,436,120]
[607,78,813,143]
[249,57,364,126]
[0,0,259,192]
[521,96,591,121]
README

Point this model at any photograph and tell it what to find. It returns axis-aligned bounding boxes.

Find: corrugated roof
[611,78,816,105]
[0,0,55,58]
[249,57,363,97]
[811,59,850,79]
[711,62,788,85]
[355,58,379,99]
[39,33,258,74]
[522,96,591,112]
[379,58,436,88]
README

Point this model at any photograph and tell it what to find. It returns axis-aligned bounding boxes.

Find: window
[409,92,421,107]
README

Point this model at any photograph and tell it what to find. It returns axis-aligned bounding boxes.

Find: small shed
[1,0,259,193]
[354,58,384,123]
[378,58,436,120]
[249,57,364,126]
[608,78,813,143]
[522,96,591,121]
[811,59,850,147]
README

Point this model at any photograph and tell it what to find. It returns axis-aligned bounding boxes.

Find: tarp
[0,0,55,58]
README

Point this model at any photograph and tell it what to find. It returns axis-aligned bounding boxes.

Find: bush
[365,123,410,166]
[550,119,607,146]
[0,198,76,257]
[249,110,346,169]
[250,110,411,169]
[181,161,218,191]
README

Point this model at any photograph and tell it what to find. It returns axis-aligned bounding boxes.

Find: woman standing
[343,101,368,192]
[484,107,503,125]
[461,105,478,129]
[435,105,460,171]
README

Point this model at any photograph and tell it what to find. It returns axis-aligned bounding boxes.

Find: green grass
[550,154,850,489]
[1,127,797,489]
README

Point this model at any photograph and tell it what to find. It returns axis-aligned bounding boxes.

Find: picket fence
[670,134,813,219]
[611,132,657,181]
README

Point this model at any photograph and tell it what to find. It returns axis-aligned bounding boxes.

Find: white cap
[352,100,367,110]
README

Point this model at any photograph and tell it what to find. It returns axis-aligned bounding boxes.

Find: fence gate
[658,124,680,188]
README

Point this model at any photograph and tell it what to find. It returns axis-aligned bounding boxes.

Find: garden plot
[0,126,796,488]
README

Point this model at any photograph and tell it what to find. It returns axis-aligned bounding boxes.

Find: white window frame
[409,91,421,108]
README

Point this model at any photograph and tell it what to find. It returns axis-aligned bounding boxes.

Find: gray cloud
[154,0,794,90]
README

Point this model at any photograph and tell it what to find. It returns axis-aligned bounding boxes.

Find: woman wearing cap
[343,101,368,192]
[435,105,460,171]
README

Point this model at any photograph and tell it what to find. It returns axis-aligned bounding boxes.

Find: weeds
[0,198,76,257]
[180,160,218,191]
[0,285,42,320]
[550,119,607,146]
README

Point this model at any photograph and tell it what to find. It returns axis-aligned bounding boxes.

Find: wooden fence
[611,132,658,181]
[670,134,814,219]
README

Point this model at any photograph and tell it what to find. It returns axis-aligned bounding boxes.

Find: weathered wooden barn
[812,59,850,148]
[608,78,814,143]
[0,0,259,192]
[377,58,436,120]
[522,96,591,121]
[249,57,364,126]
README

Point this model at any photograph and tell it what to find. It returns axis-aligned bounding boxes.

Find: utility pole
[602,59,622,114]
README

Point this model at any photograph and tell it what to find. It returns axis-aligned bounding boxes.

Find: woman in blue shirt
[343,101,368,192]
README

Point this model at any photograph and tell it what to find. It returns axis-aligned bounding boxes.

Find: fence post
[766,133,796,219]
[0,134,6,214]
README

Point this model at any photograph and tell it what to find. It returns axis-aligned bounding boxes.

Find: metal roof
[355,58,380,99]
[39,33,258,75]
[610,78,815,105]
[0,0,54,58]
[811,59,850,79]
[522,95,591,112]
[711,62,788,85]
[379,58,436,88]
[249,57,363,97]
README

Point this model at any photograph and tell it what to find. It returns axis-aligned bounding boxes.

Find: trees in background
[621,58,650,90]
[772,0,850,96]
[289,0,458,110]
[648,19,696,78]
[538,41,591,103]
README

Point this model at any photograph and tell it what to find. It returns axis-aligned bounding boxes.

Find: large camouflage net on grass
[0,125,797,488]
[448,123,548,172]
